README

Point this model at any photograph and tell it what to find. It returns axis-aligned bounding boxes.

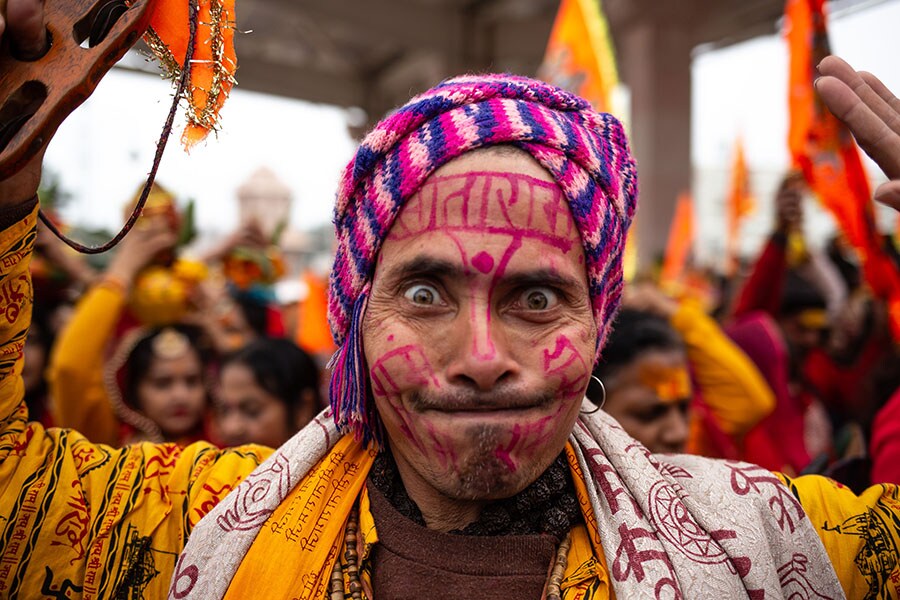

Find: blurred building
[235,167,335,276]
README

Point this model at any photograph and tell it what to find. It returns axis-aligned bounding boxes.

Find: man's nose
[660,405,690,451]
[445,305,519,391]
[217,412,244,442]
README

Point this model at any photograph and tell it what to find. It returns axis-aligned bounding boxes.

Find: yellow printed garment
[0,205,270,598]
[778,474,900,599]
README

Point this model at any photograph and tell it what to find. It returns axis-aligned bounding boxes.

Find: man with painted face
[1,4,900,597]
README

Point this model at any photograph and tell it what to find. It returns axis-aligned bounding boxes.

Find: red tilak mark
[387,334,394,342]
[494,427,522,472]
[518,404,565,456]
[471,251,495,274]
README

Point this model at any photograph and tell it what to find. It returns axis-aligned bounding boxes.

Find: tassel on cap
[327,285,382,446]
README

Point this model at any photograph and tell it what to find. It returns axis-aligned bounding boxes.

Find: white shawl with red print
[171,403,844,599]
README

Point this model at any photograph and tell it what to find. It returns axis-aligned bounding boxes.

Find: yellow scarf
[223,435,375,598]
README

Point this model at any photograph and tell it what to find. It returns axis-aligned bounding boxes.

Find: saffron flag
[786,0,900,340]
[296,271,336,358]
[539,0,619,112]
[725,139,755,273]
[661,192,695,288]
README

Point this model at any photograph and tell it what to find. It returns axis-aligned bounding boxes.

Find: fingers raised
[874,181,900,211]
[859,71,900,132]
[6,0,47,59]
[815,75,900,179]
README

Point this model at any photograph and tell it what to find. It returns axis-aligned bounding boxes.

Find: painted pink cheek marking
[370,345,441,397]
[494,427,522,472]
[387,335,394,342]
[543,335,590,398]
[471,251,495,274]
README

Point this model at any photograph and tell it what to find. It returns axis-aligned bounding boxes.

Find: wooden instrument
[0,0,155,178]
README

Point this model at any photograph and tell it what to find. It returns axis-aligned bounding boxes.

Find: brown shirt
[367,483,557,599]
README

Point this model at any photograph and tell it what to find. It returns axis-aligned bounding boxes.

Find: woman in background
[213,338,321,448]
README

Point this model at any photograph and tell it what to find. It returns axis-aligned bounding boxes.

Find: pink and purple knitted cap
[327,73,638,443]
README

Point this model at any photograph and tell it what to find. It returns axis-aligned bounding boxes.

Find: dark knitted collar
[367,449,582,541]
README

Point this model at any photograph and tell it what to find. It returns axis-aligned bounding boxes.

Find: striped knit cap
[328,73,638,443]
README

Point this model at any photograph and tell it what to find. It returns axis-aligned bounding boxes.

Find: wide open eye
[520,287,558,311]
[404,283,442,306]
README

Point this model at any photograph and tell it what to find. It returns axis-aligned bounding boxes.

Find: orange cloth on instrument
[145,0,237,149]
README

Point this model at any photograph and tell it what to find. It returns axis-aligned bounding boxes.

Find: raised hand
[773,172,805,236]
[816,55,900,211]
[104,218,178,288]
[622,281,679,319]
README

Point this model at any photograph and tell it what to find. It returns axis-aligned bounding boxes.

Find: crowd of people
[28,182,326,451]
[595,171,900,489]
[2,0,900,595]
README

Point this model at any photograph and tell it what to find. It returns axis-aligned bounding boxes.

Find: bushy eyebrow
[383,257,463,283]
[382,256,584,291]
[501,269,584,292]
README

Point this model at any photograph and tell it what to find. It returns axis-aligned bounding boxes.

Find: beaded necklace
[328,503,572,600]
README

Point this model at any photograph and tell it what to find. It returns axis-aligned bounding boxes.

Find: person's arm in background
[730,176,803,319]
[625,283,776,438]
[797,248,848,321]
[195,218,268,265]
[46,220,176,445]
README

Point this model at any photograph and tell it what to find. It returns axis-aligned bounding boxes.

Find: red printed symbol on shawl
[778,553,839,599]
[727,463,805,534]
[169,553,199,599]
[216,454,292,532]
[648,480,752,577]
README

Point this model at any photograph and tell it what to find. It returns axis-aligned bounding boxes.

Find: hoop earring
[583,375,606,414]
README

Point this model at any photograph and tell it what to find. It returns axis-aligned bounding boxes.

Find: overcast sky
[43,0,900,246]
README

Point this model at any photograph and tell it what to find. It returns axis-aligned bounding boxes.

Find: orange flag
[539,0,619,112]
[725,139,755,273]
[661,192,695,287]
[786,0,900,340]
[296,271,337,358]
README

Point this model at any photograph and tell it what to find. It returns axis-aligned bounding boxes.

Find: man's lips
[409,390,556,413]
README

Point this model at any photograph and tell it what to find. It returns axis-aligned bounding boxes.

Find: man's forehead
[388,170,578,246]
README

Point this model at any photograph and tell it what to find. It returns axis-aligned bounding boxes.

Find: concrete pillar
[618,19,694,269]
